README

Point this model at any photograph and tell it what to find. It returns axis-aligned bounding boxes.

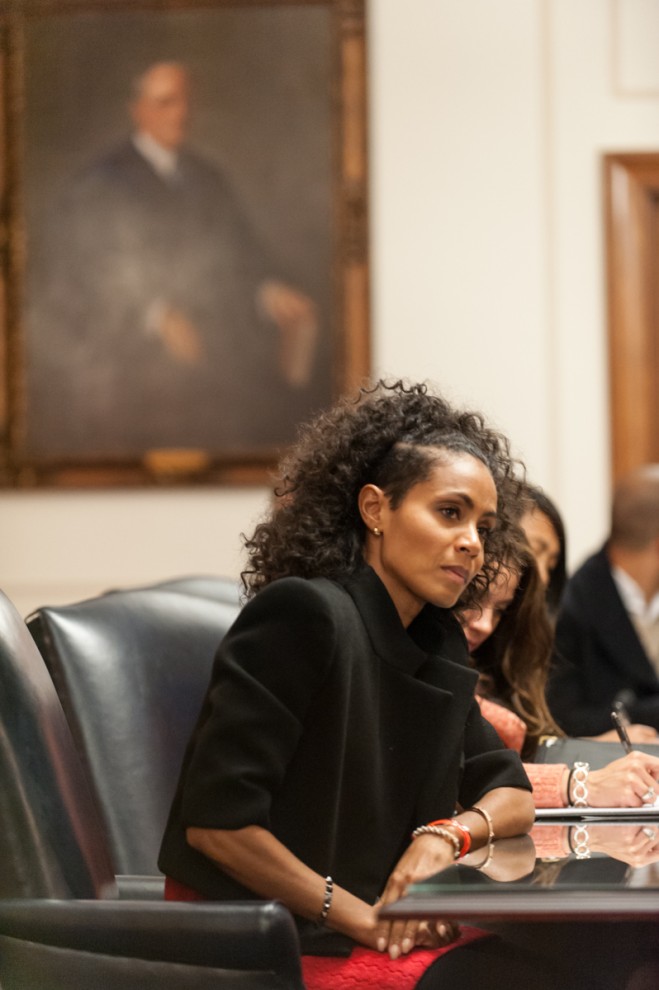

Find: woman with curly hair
[159,380,545,988]
[460,532,659,807]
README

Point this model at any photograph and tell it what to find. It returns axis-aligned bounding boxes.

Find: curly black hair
[242,379,526,608]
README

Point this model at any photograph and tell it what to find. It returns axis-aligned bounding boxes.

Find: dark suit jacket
[548,545,659,735]
[159,565,530,951]
[28,141,320,455]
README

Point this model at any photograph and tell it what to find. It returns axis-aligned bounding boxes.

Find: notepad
[535,805,659,819]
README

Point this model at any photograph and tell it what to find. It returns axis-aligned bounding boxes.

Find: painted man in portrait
[27,61,320,458]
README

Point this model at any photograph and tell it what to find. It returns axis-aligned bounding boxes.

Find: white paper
[535,805,659,819]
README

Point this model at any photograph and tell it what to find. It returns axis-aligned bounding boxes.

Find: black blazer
[548,545,659,735]
[159,566,529,949]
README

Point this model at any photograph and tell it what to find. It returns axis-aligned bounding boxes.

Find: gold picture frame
[0,0,369,486]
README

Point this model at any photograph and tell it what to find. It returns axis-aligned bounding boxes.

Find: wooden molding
[604,152,659,481]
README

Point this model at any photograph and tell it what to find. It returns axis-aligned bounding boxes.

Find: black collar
[339,565,464,678]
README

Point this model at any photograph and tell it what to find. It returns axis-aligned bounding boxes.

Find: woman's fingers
[377,918,423,958]
[589,753,659,807]
[374,835,460,956]
[375,917,460,958]
[433,920,461,944]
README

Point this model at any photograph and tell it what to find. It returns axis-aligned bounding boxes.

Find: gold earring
[373,527,381,536]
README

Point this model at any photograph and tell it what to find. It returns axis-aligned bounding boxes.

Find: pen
[611,709,633,754]
[612,699,631,727]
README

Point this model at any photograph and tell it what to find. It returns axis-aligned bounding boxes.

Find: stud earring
[373,527,381,536]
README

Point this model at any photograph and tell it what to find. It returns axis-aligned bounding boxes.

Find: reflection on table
[379,822,659,922]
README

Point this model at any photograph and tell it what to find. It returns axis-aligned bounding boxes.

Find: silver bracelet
[471,804,495,842]
[570,762,590,807]
[411,824,461,860]
[319,875,333,924]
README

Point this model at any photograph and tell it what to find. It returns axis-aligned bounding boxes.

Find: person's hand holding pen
[582,753,659,807]
[580,708,659,807]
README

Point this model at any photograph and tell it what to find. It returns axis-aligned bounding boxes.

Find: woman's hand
[374,833,459,959]
[587,752,659,807]
[187,824,380,951]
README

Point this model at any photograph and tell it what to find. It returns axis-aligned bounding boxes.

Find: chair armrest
[0,899,303,983]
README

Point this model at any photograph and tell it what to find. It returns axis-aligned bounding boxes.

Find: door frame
[604,152,659,481]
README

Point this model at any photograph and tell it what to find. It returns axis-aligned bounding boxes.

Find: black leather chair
[0,900,304,990]
[27,587,240,877]
[108,573,243,605]
[0,588,304,990]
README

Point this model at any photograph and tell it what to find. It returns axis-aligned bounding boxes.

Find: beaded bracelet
[319,876,334,924]
[470,805,495,843]
[411,824,461,860]
[428,818,472,856]
[413,818,471,858]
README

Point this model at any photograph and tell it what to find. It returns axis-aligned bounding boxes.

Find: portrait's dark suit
[547,545,659,735]
[27,141,321,458]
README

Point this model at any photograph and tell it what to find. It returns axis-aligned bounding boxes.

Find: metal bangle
[470,804,495,842]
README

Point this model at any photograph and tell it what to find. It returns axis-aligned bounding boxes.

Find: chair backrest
[27,589,240,876]
[0,590,116,900]
[107,574,242,606]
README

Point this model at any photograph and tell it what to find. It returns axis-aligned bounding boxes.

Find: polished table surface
[379,819,659,922]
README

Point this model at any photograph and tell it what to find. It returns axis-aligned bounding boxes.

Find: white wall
[1,488,269,616]
[370,0,659,566]
[3,0,659,616]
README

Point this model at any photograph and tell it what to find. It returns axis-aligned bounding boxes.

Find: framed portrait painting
[0,0,369,486]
